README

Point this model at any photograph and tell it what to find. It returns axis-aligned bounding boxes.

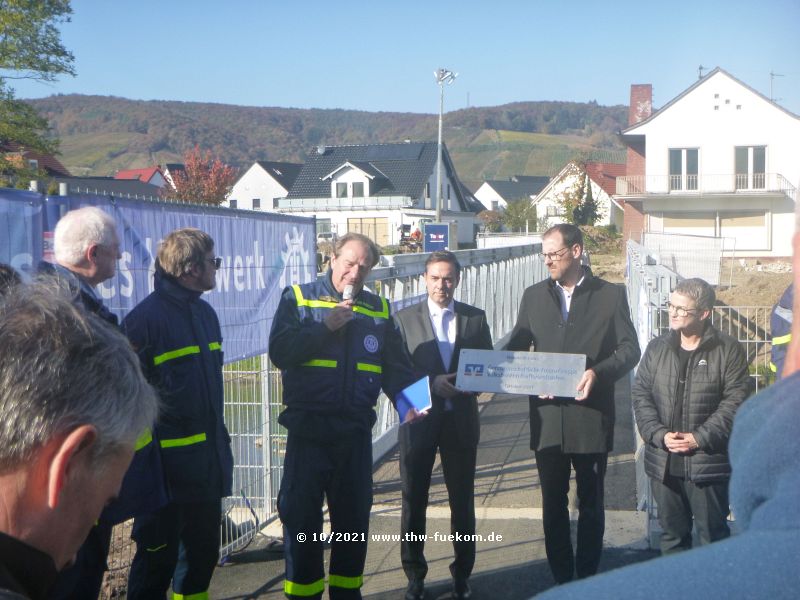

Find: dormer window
[352,182,364,197]
[28,159,39,170]
[336,183,348,198]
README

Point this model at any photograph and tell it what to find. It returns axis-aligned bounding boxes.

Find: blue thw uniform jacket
[269,273,414,434]
[122,270,234,503]
[770,284,793,379]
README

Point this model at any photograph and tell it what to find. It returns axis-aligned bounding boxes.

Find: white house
[618,67,799,257]
[532,161,625,230]
[276,141,478,248]
[474,175,549,211]
[225,161,302,211]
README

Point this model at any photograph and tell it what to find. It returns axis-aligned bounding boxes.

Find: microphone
[343,284,354,301]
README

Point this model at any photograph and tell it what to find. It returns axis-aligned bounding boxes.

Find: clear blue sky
[13,0,800,116]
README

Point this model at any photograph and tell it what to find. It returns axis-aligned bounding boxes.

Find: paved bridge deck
[210,381,656,599]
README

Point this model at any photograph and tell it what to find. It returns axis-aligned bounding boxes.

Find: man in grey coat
[632,278,751,554]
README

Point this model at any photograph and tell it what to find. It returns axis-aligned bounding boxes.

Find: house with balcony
[532,161,625,230]
[276,141,477,247]
[225,160,302,211]
[618,68,799,257]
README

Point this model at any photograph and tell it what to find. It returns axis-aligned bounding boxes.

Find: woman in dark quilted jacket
[632,277,752,555]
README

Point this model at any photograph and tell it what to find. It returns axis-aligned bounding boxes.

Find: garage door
[662,212,716,237]
[347,217,389,246]
[719,211,768,251]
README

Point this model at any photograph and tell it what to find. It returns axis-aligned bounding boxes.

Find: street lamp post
[434,68,457,223]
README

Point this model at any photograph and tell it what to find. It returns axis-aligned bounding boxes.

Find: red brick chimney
[623,84,652,242]
[628,84,652,126]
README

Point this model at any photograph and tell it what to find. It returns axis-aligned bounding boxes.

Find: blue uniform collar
[155,269,203,303]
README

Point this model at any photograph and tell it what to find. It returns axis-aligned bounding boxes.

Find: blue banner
[0,189,316,362]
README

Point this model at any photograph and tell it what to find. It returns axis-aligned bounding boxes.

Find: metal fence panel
[641,232,732,286]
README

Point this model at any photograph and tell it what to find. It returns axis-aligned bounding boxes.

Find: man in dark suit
[395,251,493,600]
[506,223,640,584]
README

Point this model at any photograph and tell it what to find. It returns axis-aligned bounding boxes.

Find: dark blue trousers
[279,429,372,599]
[127,500,221,600]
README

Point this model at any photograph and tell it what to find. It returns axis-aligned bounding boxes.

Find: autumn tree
[0,0,74,180]
[501,198,538,232]
[554,160,599,226]
[168,145,238,205]
[477,209,502,233]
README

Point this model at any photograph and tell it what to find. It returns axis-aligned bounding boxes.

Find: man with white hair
[0,283,159,600]
[42,206,166,600]
[46,205,122,324]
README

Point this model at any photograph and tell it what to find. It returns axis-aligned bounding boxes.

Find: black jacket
[395,299,493,447]
[0,532,58,600]
[506,268,640,453]
[632,323,752,483]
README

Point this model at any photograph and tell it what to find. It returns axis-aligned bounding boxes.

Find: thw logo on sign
[464,364,484,376]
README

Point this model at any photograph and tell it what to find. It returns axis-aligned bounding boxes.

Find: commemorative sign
[456,349,586,398]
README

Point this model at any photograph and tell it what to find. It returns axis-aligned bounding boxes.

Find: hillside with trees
[26,94,628,186]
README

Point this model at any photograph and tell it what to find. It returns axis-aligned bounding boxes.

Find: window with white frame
[735,146,766,190]
[336,182,347,198]
[352,182,364,197]
[668,148,698,191]
[546,205,562,217]
[252,198,261,210]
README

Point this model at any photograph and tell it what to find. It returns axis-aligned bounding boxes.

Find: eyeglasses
[538,247,570,262]
[665,302,697,317]
[205,257,222,269]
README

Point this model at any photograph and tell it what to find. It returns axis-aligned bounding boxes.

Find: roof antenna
[770,70,784,102]
[698,65,706,80]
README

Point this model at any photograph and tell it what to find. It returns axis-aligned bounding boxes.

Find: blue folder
[395,376,432,423]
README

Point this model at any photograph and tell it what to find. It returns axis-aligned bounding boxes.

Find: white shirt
[427,297,456,410]
[555,275,585,322]
[427,297,455,365]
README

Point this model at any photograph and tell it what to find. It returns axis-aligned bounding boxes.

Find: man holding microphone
[269,232,414,600]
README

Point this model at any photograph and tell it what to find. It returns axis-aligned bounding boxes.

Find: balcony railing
[275,195,414,211]
[616,173,796,201]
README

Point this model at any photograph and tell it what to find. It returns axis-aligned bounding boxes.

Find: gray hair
[674,277,716,312]
[53,207,118,267]
[0,282,159,472]
[334,232,381,268]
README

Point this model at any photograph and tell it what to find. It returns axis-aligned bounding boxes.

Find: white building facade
[619,68,799,257]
